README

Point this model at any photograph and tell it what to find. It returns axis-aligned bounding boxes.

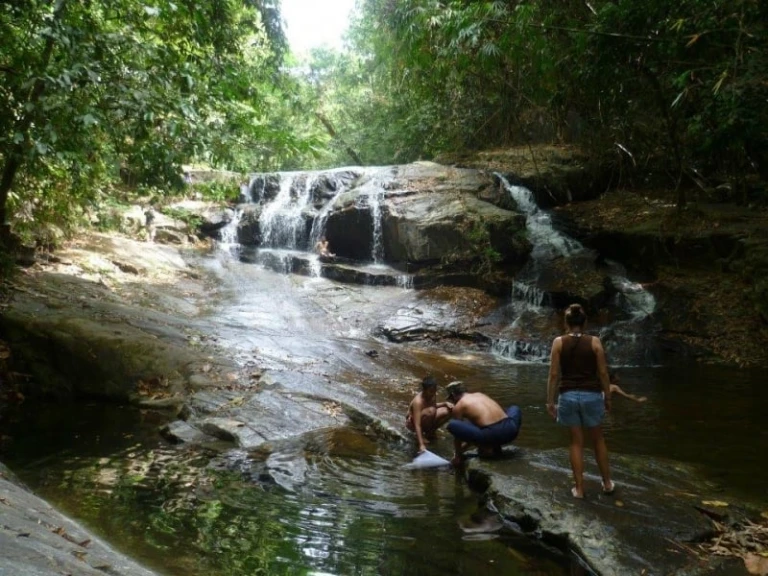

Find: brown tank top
[559,334,601,393]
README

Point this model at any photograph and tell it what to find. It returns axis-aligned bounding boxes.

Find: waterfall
[369,189,384,263]
[501,177,583,262]
[248,174,266,203]
[493,175,656,364]
[218,208,242,245]
[309,174,343,248]
[259,174,314,249]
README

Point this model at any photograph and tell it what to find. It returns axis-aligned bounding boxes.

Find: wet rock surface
[0,234,234,400]
[229,162,531,288]
[552,191,768,366]
[435,145,609,208]
[375,287,499,343]
[167,387,351,450]
[467,450,745,576]
[0,463,159,576]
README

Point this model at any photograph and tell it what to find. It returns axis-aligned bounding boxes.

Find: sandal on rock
[602,481,616,495]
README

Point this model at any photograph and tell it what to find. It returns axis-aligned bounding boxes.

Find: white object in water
[403,450,451,470]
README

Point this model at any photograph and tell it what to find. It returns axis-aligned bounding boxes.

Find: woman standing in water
[546,303,614,498]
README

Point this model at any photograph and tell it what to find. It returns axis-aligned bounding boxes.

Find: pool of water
[3,255,766,576]
[0,403,572,576]
[397,349,768,506]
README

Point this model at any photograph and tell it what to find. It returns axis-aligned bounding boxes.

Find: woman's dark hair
[421,375,437,390]
[564,303,587,328]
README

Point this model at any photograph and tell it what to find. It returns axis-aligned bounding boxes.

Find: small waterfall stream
[218,167,414,288]
[369,188,385,263]
[217,166,656,365]
[492,175,657,365]
[259,173,314,249]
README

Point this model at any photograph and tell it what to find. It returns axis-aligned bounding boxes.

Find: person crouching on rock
[445,381,522,466]
[406,375,454,453]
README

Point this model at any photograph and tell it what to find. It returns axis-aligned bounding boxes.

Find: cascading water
[216,208,243,258]
[492,175,657,365]
[369,189,385,264]
[308,174,344,248]
[215,167,413,290]
[259,173,314,250]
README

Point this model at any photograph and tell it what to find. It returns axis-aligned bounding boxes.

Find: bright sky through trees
[281,0,356,53]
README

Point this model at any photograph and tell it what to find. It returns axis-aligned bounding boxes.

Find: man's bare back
[453,392,507,427]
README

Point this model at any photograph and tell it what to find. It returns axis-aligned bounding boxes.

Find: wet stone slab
[466,449,744,576]
[167,388,350,450]
[0,464,159,576]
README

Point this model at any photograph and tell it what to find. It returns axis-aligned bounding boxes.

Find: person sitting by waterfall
[144,204,157,243]
[609,371,647,403]
[546,303,614,499]
[445,381,522,466]
[314,236,335,258]
[406,375,454,453]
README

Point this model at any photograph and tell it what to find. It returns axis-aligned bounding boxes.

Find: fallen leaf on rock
[323,401,343,418]
[702,500,729,507]
[615,500,625,507]
[202,364,211,373]
[0,497,9,505]
[745,553,768,575]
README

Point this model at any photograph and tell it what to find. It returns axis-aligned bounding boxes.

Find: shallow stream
[2,253,767,576]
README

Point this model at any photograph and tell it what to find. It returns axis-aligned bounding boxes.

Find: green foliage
[161,206,202,230]
[190,181,239,203]
[346,0,768,196]
[466,219,502,278]
[0,0,316,238]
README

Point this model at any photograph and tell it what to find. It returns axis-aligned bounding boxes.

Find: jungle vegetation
[1,0,766,245]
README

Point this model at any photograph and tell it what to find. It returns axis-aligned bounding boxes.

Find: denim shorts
[557,390,605,428]
[448,405,522,446]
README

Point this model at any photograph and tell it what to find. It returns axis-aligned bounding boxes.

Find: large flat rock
[0,464,159,576]
[467,449,745,575]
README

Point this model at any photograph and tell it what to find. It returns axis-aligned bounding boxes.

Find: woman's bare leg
[569,426,585,498]
[588,426,611,490]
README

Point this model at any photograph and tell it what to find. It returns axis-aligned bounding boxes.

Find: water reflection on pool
[0,403,572,576]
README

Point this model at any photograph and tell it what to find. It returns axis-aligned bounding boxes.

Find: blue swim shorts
[448,405,522,447]
[557,390,605,428]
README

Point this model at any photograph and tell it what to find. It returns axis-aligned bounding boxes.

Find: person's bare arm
[610,384,647,403]
[546,337,561,419]
[450,402,466,465]
[412,399,427,452]
[593,337,611,411]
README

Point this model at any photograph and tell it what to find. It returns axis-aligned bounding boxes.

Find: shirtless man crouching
[406,375,454,453]
[445,381,522,466]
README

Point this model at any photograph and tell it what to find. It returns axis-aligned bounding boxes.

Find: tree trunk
[633,62,686,208]
[314,112,364,166]
[0,0,69,225]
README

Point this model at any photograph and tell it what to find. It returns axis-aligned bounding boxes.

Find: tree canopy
[2,0,766,243]
[0,0,317,239]
[313,0,767,200]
